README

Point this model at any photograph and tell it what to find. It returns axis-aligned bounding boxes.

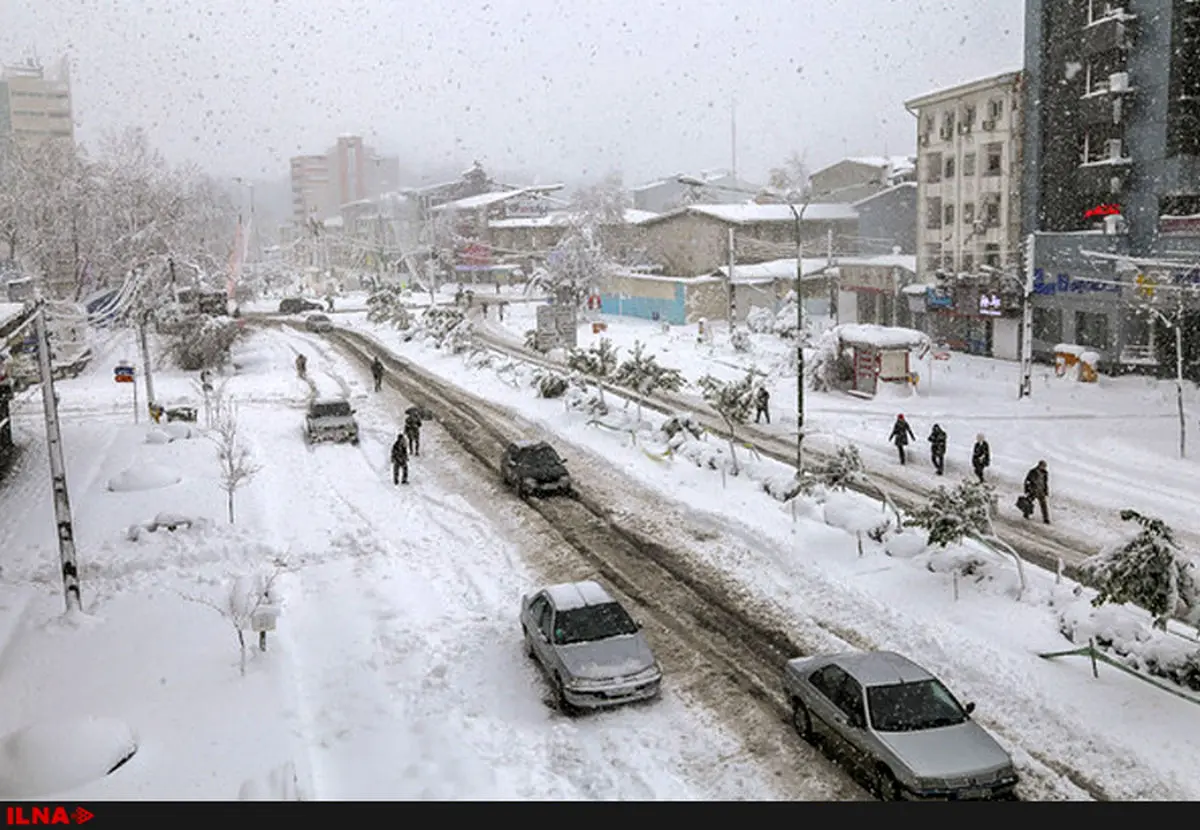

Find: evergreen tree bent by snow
[566,337,620,406]
[905,479,998,548]
[697,370,757,475]
[1081,510,1200,630]
[611,340,686,419]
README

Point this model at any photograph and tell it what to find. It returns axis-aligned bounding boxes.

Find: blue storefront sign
[925,287,953,308]
[1032,268,1122,296]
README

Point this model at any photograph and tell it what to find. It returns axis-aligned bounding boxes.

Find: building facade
[289,135,400,224]
[0,57,73,145]
[852,182,918,255]
[1022,0,1200,372]
[631,169,762,213]
[808,156,916,204]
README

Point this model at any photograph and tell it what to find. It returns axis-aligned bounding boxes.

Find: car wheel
[522,625,535,659]
[791,699,813,742]
[553,674,575,716]
[875,765,902,801]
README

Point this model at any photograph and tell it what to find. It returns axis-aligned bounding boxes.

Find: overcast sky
[2,0,1024,188]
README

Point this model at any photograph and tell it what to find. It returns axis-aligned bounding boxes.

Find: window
[942,251,955,271]
[1033,307,1063,342]
[944,203,955,226]
[1075,311,1111,349]
[809,665,848,700]
[963,202,976,227]
[984,143,1003,176]
[963,104,977,128]
[832,675,866,724]
[987,98,1005,121]
[983,194,1001,228]
[963,153,976,177]
[552,602,638,645]
[534,597,554,638]
[926,152,943,183]
[866,679,968,733]
[944,156,956,178]
[941,110,956,138]
[984,243,1001,267]
[926,197,943,229]
[962,251,975,273]
[924,243,942,272]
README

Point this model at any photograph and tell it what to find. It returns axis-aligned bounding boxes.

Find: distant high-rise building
[0,56,74,145]
[289,135,401,225]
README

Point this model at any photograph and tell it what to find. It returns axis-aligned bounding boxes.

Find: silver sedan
[782,651,1019,800]
[520,580,662,714]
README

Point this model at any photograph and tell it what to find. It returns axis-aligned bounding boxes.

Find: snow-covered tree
[566,337,620,406]
[1081,510,1200,630]
[531,174,630,304]
[210,395,261,524]
[611,340,685,419]
[766,151,810,196]
[905,479,998,548]
[697,370,757,475]
[184,566,285,676]
[165,313,242,371]
[814,444,865,491]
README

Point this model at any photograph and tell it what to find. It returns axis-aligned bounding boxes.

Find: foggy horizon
[2,0,1024,191]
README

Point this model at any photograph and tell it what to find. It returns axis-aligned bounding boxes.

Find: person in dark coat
[1022,460,1050,523]
[371,356,384,392]
[889,414,916,465]
[391,432,409,485]
[404,409,422,456]
[972,433,990,481]
[754,387,770,424]
[928,424,947,475]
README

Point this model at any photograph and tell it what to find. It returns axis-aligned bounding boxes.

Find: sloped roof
[810,156,916,179]
[489,207,659,230]
[650,202,858,225]
[711,257,832,283]
[852,181,917,208]
[431,185,566,213]
[904,69,1023,110]
[818,253,917,273]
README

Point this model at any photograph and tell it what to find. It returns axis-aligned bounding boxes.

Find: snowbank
[823,491,889,535]
[145,429,172,445]
[107,464,182,492]
[0,717,137,798]
[837,323,929,349]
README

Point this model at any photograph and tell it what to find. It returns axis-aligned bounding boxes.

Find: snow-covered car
[520,580,662,714]
[304,313,333,333]
[500,440,572,498]
[126,512,211,542]
[783,651,1019,801]
[304,397,359,445]
[279,297,323,314]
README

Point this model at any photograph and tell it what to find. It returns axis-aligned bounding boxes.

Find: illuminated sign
[979,293,1002,317]
[1084,203,1121,219]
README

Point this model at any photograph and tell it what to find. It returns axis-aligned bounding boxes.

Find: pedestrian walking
[326,296,335,312]
[495,279,502,295]
[371,356,384,392]
[928,423,947,475]
[391,432,409,485]
[754,387,771,424]
[498,301,507,321]
[295,353,307,380]
[404,408,422,456]
[889,414,916,465]
[971,433,991,481]
[1021,460,1051,524]
[481,301,489,318]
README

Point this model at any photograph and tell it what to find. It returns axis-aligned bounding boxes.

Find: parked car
[304,397,359,445]
[304,313,334,333]
[500,440,572,498]
[279,297,323,314]
[520,580,662,714]
[782,651,1019,801]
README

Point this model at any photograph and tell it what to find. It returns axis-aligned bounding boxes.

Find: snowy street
[0,325,860,800]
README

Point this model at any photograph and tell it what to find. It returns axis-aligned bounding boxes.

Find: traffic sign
[114,364,135,383]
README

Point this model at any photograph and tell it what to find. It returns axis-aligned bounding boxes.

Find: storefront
[908,279,1021,358]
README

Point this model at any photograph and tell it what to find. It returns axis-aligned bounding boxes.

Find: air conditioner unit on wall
[982,119,996,131]
[1106,138,1124,160]
[1109,72,1129,92]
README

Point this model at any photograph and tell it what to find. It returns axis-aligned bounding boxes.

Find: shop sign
[925,287,953,308]
[1032,269,1122,296]
[978,293,1003,317]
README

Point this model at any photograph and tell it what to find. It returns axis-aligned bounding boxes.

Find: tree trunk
[236,627,247,677]
[725,422,740,476]
[227,489,235,524]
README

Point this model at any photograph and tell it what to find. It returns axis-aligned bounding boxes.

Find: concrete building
[0,57,73,145]
[631,169,763,214]
[637,203,859,277]
[852,182,918,255]
[1021,0,1200,372]
[808,156,916,204]
[289,135,401,224]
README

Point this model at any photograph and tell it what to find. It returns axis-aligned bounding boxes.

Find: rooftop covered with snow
[904,68,1023,110]
[812,253,917,274]
[0,301,35,340]
[710,258,833,283]
[489,208,659,229]
[835,323,931,350]
[640,202,858,227]
[543,580,614,610]
[431,185,567,214]
[810,156,916,178]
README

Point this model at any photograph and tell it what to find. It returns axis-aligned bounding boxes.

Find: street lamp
[678,174,811,474]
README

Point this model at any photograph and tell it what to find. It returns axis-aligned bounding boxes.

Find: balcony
[1084,13,1136,56]
[1076,161,1131,197]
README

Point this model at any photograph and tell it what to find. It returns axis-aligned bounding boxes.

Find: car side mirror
[965,701,976,715]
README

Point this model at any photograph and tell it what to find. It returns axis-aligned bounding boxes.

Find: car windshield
[312,402,351,418]
[554,603,638,645]
[519,446,561,468]
[309,314,328,321]
[867,679,968,732]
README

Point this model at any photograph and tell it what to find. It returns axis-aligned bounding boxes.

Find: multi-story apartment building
[0,57,73,145]
[289,135,401,224]
[904,70,1024,357]
[1022,0,1200,371]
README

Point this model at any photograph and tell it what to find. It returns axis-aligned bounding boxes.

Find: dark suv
[501,441,572,498]
[279,297,324,314]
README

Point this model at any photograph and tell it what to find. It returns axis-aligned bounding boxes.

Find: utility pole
[1018,233,1036,399]
[727,227,737,330]
[138,309,156,416]
[33,305,82,613]
[789,202,808,476]
[730,96,737,184]
[1175,296,1186,459]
